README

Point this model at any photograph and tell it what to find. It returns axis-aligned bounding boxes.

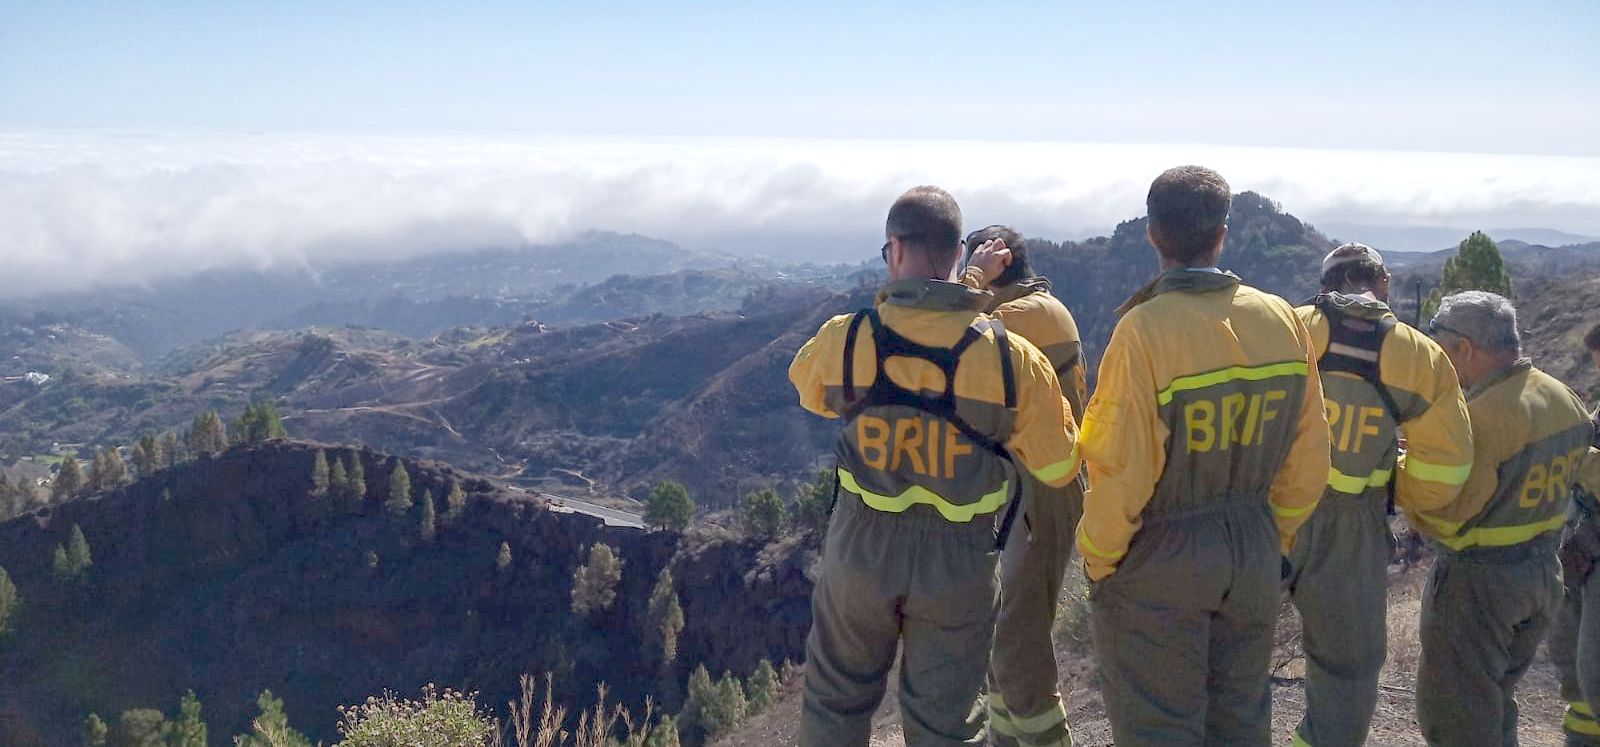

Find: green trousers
[1416,549,1561,747]
[1090,502,1281,746]
[800,497,1002,747]
[988,479,1084,747]
[1285,494,1391,747]
[1549,525,1600,746]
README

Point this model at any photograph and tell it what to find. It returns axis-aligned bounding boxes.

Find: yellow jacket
[960,268,1088,418]
[790,279,1081,522]
[1406,361,1592,552]
[1296,296,1473,510]
[1076,270,1330,581]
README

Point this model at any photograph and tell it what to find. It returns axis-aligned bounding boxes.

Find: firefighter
[1076,165,1331,745]
[790,186,1081,746]
[1409,292,1593,746]
[1286,243,1474,746]
[1549,322,1600,745]
[959,225,1086,747]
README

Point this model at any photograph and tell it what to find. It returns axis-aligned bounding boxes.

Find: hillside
[0,440,814,745]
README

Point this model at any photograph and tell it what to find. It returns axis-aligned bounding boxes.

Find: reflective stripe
[1327,341,1379,363]
[1568,702,1600,736]
[1155,361,1309,406]
[1032,447,1080,485]
[836,468,1008,523]
[988,694,1017,736]
[1077,526,1125,560]
[1402,455,1473,486]
[1414,511,1464,536]
[1271,497,1320,519]
[1327,465,1393,494]
[1292,733,1314,747]
[1433,513,1566,551]
[1009,701,1069,734]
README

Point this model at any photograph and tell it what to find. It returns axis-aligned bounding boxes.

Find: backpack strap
[1315,296,1402,422]
[840,310,872,402]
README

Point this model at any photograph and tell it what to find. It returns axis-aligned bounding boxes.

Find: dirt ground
[720,561,1571,746]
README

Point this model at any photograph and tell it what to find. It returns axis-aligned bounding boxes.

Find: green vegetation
[187,411,229,456]
[571,543,623,617]
[445,480,467,522]
[790,469,835,538]
[90,691,208,747]
[745,659,780,713]
[52,454,83,502]
[53,523,93,582]
[644,480,695,531]
[0,565,17,637]
[334,684,494,747]
[233,401,288,445]
[346,450,367,510]
[385,461,413,518]
[310,450,331,498]
[1423,230,1516,317]
[88,446,129,493]
[83,713,108,746]
[496,541,513,573]
[235,689,313,747]
[419,488,437,543]
[646,569,685,666]
[738,488,786,538]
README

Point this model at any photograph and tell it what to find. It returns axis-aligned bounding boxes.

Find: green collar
[1117,267,1241,316]
[877,278,992,312]
[988,276,1053,309]
[1466,358,1533,401]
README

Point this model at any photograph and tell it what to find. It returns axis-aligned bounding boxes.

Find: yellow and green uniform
[960,270,1087,747]
[790,278,1080,747]
[1550,411,1600,746]
[1409,361,1592,747]
[1077,268,1330,745]
[1286,294,1473,747]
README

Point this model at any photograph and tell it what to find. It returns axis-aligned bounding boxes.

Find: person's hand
[1561,521,1600,584]
[968,239,1012,286]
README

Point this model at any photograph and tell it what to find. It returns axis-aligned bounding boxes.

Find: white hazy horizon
[3,130,1599,299]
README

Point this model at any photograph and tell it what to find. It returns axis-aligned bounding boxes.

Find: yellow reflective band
[1573,701,1597,717]
[1292,733,1314,747]
[1402,455,1472,486]
[1433,513,1566,551]
[1271,497,1320,519]
[1077,526,1126,560]
[1032,448,1081,485]
[1155,361,1309,406]
[1568,706,1600,736]
[1008,701,1069,734]
[1327,466,1393,495]
[1414,511,1464,536]
[836,468,1008,523]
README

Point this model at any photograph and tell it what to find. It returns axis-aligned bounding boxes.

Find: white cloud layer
[3,131,1599,298]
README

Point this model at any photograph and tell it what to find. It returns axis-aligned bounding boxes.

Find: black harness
[1309,293,1402,513]
[834,307,1023,550]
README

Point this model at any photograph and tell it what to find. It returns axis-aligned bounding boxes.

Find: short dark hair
[1146,166,1231,264]
[886,186,963,264]
[965,225,1033,286]
[1320,256,1387,293]
[1585,322,1600,353]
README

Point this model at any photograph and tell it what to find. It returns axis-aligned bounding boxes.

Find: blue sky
[3,1,1597,155]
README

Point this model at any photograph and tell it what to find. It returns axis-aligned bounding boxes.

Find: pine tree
[571,543,624,616]
[445,480,467,522]
[83,713,109,747]
[0,565,17,637]
[1422,230,1516,317]
[645,715,681,747]
[385,461,413,518]
[738,488,787,538]
[746,659,780,714]
[101,448,128,490]
[159,431,183,466]
[52,455,81,502]
[419,488,437,543]
[346,450,367,509]
[234,401,288,445]
[310,450,330,498]
[67,524,92,577]
[364,550,380,570]
[235,690,313,747]
[496,541,513,573]
[647,569,685,665]
[167,690,207,747]
[52,545,72,582]
[127,443,149,480]
[115,708,167,747]
[137,433,160,475]
[330,459,349,502]
[701,671,749,737]
[681,664,715,738]
[644,481,695,531]
[791,469,835,538]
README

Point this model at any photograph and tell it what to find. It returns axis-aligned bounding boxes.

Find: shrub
[571,544,623,617]
[335,684,495,747]
[643,481,694,531]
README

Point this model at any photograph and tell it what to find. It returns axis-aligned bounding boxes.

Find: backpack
[832,307,1024,550]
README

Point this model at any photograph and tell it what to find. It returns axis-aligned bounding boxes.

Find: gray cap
[1321,243,1384,275]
